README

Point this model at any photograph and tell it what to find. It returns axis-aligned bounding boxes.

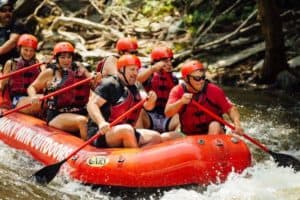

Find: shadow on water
[85,184,207,200]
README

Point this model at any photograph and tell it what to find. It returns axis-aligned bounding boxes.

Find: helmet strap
[119,67,130,85]
[186,76,201,93]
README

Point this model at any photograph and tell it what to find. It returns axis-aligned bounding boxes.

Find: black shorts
[87,123,141,148]
[46,107,87,123]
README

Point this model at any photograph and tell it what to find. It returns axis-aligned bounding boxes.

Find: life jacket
[109,82,142,126]
[144,70,177,114]
[180,81,223,135]
[47,63,90,109]
[8,57,39,96]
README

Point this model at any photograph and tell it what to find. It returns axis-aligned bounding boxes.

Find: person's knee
[77,116,88,128]
[208,121,223,134]
[151,132,161,144]
[117,124,136,138]
[141,130,161,145]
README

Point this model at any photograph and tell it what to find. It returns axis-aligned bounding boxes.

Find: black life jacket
[109,81,142,126]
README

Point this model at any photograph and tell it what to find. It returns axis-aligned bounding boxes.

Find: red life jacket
[109,85,142,126]
[180,82,223,135]
[9,57,39,96]
[144,71,177,114]
[49,63,90,109]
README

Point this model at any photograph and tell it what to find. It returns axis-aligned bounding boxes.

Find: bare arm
[143,90,157,111]
[137,61,164,83]
[0,33,19,55]
[102,56,118,76]
[0,60,13,91]
[27,69,53,96]
[137,66,154,83]
[87,91,107,125]
[227,106,243,134]
[165,93,193,117]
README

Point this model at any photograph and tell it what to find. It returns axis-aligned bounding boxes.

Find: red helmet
[53,42,74,56]
[117,54,141,70]
[150,46,173,61]
[181,60,204,78]
[116,38,138,52]
[17,34,38,49]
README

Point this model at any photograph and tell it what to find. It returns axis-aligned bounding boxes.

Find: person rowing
[136,46,180,141]
[26,41,93,140]
[165,59,243,136]
[87,54,161,148]
[0,34,40,109]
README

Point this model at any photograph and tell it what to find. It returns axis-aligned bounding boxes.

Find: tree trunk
[257,0,288,84]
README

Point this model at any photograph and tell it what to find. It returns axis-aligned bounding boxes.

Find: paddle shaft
[191,100,270,153]
[62,98,146,161]
[0,62,44,80]
[2,76,93,117]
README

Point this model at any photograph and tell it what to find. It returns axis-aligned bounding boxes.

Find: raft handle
[198,139,205,145]
[118,155,125,163]
[215,139,224,147]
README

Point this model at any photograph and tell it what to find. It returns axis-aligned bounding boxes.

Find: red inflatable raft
[0,112,251,187]
[0,99,251,188]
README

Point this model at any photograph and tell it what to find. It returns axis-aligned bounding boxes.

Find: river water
[0,88,300,200]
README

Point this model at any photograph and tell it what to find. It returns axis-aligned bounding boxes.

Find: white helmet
[0,0,14,8]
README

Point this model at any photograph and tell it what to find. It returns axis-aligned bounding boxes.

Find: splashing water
[0,89,299,200]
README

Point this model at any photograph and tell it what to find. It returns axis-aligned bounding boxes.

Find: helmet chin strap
[120,68,130,85]
[187,76,201,93]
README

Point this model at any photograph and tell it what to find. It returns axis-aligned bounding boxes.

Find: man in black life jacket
[87,54,161,148]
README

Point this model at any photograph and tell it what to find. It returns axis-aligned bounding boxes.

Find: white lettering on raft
[0,117,73,161]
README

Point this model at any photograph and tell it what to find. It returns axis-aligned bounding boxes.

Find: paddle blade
[31,159,66,185]
[269,150,300,171]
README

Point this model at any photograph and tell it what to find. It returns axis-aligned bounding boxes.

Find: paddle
[191,100,300,171]
[0,76,93,117]
[32,98,147,185]
[0,62,44,80]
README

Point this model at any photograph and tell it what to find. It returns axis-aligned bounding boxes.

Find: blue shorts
[147,112,171,132]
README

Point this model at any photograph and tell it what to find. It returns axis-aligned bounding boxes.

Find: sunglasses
[188,75,206,82]
[0,7,13,13]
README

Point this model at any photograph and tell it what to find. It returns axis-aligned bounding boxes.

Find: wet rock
[274,70,300,92]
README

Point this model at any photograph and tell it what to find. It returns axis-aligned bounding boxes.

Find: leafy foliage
[141,0,176,19]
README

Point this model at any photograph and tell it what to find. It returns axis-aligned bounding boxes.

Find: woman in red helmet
[136,46,180,139]
[87,54,161,148]
[0,34,40,109]
[165,60,243,135]
[26,41,92,140]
